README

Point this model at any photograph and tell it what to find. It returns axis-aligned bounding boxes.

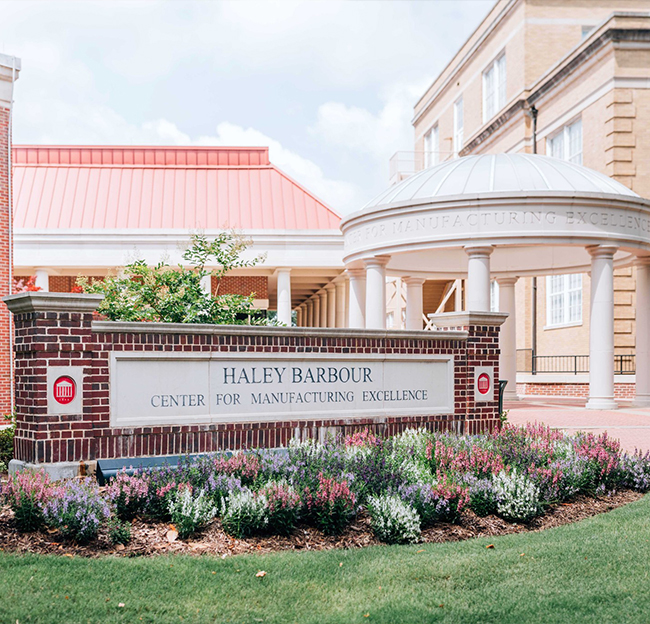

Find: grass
[1,495,650,624]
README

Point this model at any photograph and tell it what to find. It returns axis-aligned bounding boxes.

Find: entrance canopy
[341,154,650,277]
[340,154,650,411]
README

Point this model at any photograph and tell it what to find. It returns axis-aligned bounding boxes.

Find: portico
[340,154,650,410]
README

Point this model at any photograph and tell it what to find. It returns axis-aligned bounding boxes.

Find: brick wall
[213,275,268,298]
[429,312,503,434]
[8,296,503,466]
[14,275,268,297]
[0,105,11,414]
[517,382,635,401]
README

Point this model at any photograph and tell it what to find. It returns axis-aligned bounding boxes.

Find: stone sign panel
[474,365,495,402]
[110,353,454,427]
[47,366,84,415]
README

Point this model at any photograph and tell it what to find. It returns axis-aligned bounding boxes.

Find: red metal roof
[12,146,341,230]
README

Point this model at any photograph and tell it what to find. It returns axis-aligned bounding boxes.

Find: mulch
[0,489,642,559]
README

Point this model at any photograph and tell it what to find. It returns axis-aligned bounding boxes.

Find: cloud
[14,85,363,213]
[4,0,495,215]
[143,119,363,212]
[310,79,432,182]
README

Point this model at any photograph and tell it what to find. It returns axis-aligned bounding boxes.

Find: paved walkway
[506,397,650,454]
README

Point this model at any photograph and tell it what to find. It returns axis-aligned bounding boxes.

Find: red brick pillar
[0,55,20,415]
[3,291,103,477]
[428,311,507,433]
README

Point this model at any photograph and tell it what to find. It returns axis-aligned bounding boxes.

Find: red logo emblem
[477,372,491,395]
[53,376,76,405]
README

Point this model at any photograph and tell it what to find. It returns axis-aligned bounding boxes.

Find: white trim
[482,51,507,124]
[453,96,464,155]
[542,321,582,331]
[14,227,345,272]
[414,23,523,141]
[413,0,520,123]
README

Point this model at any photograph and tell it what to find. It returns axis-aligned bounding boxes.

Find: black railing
[516,349,635,375]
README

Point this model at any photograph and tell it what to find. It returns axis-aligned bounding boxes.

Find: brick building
[12,145,345,329]
[0,55,19,415]
[390,0,650,398]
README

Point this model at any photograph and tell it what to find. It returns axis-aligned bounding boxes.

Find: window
[482,53,507,122]
[547,118,582,165]
[424,125,439,168]
[386,311,394,329]
[490,280,499,312]
[546,274,582,327]
[581,25,594,39]
[453,97,464,155]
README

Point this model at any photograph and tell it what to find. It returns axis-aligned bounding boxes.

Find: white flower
[367,494,421,544]
[492,469,541,522]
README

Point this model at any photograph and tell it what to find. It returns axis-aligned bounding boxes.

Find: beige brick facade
[411,0,650,365]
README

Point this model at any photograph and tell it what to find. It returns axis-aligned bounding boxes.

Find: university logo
[477,372,491,395]
[53,376,76,405]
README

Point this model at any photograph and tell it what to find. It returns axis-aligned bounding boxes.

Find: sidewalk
[506,398,650,454]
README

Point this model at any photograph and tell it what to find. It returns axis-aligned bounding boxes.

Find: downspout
[530,105,538,374]
[7,57,15,412]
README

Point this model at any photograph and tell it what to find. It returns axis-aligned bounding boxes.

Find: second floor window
[546,274,582,327]
[453,97,464,155]
[547,118,583,165]
[424,125,439,168]
[483,53,506,122]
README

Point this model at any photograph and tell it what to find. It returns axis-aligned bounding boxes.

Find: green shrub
[220,488,268,538]
[367,494,421,544]
[303,474,356,536]
[260,480,301,535]
[107,518,132,546]
[2,470,53,532]
[78,233,268,325]
[42,478,111,543]
[0,416,15,469]
[168,487,217,539]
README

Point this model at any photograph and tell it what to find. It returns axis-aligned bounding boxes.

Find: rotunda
[340,154,650,410]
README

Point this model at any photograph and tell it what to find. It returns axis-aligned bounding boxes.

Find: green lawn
[2,495,650,624]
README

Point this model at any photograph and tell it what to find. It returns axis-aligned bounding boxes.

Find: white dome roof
[367,154,638,210]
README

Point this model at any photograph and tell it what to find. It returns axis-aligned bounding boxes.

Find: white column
[34,268,50,292]
[404,277,425,330]
[635,257,650,406]
[335,280,346,328]
[587,245,618,410]
[313,296,320,328]
[347,269,366,328]
[326,284,336,328]
[319,290,328,328]
[365,256,390,329]
[464,245,493,311]
[498,277,519,401]
[307,300,314,327]
[454,279,463,312]
[276,268,292,327]
[296,306,302,328]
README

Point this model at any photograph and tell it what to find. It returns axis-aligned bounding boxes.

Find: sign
[53,376,76,404]
[474,366,494,402]
[47,366,84,414]
[110,353,455,427]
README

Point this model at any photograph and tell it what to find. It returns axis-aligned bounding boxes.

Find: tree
[78,233,268,325]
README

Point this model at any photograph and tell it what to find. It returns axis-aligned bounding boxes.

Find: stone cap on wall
[3,291,105,314]
[92,320,468,341]
[427,311,508,327]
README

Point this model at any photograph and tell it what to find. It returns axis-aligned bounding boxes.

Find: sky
[1,0,495,214]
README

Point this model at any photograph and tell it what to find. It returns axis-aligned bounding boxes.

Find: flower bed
[1,424,649,553]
